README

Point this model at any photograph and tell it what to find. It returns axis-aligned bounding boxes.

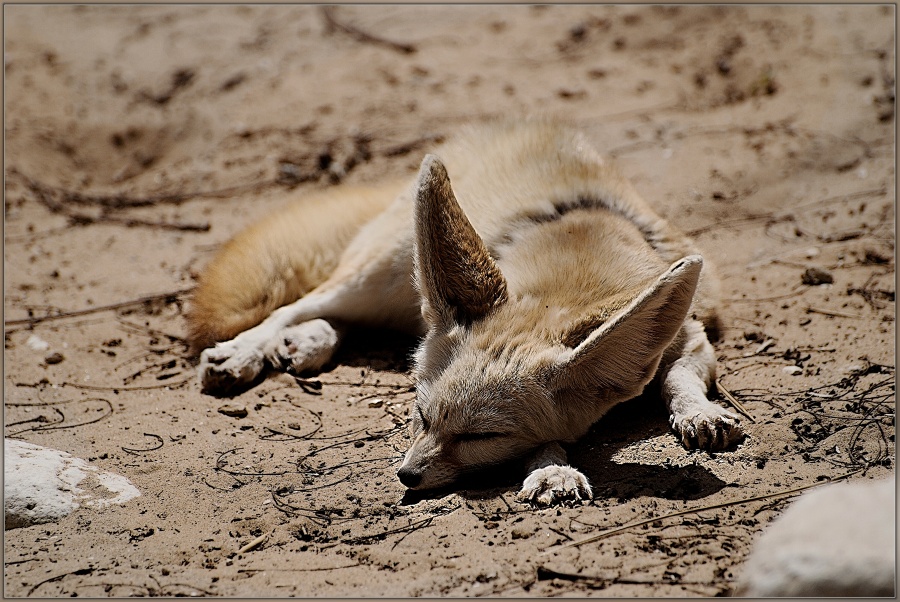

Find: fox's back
[429,120,718,324]
[435,120,634,236]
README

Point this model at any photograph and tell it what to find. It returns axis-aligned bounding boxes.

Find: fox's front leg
[662,319,744,450]
[517,442,592,506]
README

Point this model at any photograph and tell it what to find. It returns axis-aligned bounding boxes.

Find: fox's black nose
[397,467,422,488]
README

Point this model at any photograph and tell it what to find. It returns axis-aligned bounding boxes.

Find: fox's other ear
[553,256,703,396]
[413,154,508,328]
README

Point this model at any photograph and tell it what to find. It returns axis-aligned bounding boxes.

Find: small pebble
[801,267,833,286]
[367,399,384,408]
[864,248,891,264]
[44,352,64,365]
[218,403,248,418]
[783,366,802,376]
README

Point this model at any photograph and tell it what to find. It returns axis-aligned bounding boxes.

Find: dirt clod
[801,267,834,286]
[44,352,64,365]
[218,403,248,418]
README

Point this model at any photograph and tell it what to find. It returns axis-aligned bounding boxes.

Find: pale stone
[4,439,141,529]
[735,477,895,597]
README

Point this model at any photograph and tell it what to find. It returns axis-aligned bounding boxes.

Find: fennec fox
[188,120,745,505]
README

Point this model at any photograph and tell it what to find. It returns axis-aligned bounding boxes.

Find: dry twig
[237,563,361,573]
[122,433,165,455]
[5,397,113,436]
[10,166,275,209]
[543,468,863,553]
[687,187,886,238]
[237,532,270,555]
[26,567,100,597]
[714,380,755,422]
[321,6,416,54]
[62,376,194,392]
[4,288,193,327]
[806,306,863,319]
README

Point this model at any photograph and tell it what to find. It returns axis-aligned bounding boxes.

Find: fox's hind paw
[199,341,265,395]
[517,465,592,506]
[670,405,745,451]
[267,320,341,376]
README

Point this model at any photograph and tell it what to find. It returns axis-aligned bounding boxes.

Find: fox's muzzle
[396,466,423,488]
[397,432,456,490]
[398,432,430,489]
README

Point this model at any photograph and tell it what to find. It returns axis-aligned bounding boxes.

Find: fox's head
[397,155,701,491]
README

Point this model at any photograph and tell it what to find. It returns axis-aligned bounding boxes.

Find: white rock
[735,477,895,596]
[4,439,140,529]
[25,335,50,352]
[782,365,802,375]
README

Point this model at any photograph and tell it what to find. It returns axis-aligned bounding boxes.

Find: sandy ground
[3,5,895,597]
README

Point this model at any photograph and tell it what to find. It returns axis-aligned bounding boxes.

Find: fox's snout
[397,432,457,490]
[396,466,423,488]
[397,433,438,490]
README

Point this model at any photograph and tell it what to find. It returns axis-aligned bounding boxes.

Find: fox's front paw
[671,405,745,451]
[199,340,265,395]
[517,465,592,506]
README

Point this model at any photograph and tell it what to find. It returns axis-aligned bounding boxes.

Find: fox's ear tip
[676,254,703,267]
[416,155,450,192]
[670,255,703,275]
[420,153,439,168]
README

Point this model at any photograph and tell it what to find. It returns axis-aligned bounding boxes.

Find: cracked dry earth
[4,4,895,597]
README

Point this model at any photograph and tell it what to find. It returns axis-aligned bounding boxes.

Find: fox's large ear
[414,154,508,329]
[553,256,703,397]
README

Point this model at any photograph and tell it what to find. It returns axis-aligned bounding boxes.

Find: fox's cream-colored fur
[188,120,744,504]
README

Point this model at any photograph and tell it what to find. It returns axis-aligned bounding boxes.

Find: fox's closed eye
[416,406,430,430]
[456,431,505,442]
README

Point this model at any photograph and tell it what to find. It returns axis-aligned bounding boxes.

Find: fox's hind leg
[199,198,422,395]
[662,319,745,450]
[201,318,344,392]
[199,273,417,394]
